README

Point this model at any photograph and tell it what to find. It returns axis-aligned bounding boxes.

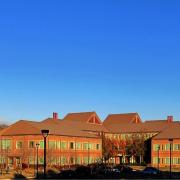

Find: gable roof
[103,113,141,128]
[63,111,102,124]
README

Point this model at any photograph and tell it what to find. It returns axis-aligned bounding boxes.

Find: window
[61,156,67,165]
[39,141,44,149]
[61,142,67,150]
[89,143,93,150]
[89,157,94,163]
[76,142,81,150]
[29,157,34,164]
[174,144,180,151]
[39,157,44,164]
[57,141,61,149]
[153,157,158,164]
[16,141,23,149]
[69,142,74,149]
[165,158,170,164]
[83,143,88,150]
[153,144,160,151]
[173,158,180,164]
[70,157,75,164]
[0,139,12,149]
[76,157,81,164]
[83,157,88,164]
[96,144,100,150]
[29,141,35,148]
[49,141,56,149]
[165,144,170,151]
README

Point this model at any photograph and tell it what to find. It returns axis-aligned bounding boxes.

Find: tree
[125,133,146,164]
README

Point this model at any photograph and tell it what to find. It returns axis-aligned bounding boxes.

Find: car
[142,167,159,175]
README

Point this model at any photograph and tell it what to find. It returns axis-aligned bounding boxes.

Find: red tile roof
[153,123,180,139]
[0,119,101,138]
[103,113,141,128]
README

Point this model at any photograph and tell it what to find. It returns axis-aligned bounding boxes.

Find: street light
[169,138,173,179]
[157,145,160,173]
[41,129,49,178]
[36,143,40,178]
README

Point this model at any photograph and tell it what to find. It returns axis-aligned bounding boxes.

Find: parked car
[114,165,133,173]
[142,167,160,175]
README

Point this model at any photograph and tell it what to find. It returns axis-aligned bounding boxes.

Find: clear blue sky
[0,0,180,123]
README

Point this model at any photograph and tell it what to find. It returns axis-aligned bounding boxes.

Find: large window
[96,144,100,150]
[174,144,180,151]
[173,158,180,164]
[76,142,82,150]
[61,142,67,150]
[76,157,81,164]
[39,141,44,149]
[29,141,35,148]
[165,158,170,164]
[57,141,61,149]
[153,144,160,151]
[89,143,93,150]
[165,144,170,151]
[0,139,12,149]
[29,156,34,164]
[153,157,158,164]
[61,156,67,164]
[49,141,56,149]
[83,157,88,164]
[83,143,88,150]
[70,157,75,164]
[69,142,74,149]
[16,141,23,149]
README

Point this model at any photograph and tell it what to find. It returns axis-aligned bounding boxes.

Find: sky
[0,0,180,123]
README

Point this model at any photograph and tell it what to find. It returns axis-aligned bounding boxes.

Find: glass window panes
[49,141,56,149]
[153,144,160,151]
[76,142,81,150]
[61,142,67,150]
[89,143,93,150]
[96,144,100,150]
[16,141,23,149]
[165,144,170,150]
[39,141,44,149]
[0,139,12,149]
[76,157,81,164]
[83,143,88,150]
[29,141,35,148]
[83,157,88,164]
[61,156,67,165]
[174,144,180,151]
[70,142,74,149]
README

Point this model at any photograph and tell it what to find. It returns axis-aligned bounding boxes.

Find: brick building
[0,112,106,169]
[152,123,180,167]
[103,113,180,167]
[0,112,179,169]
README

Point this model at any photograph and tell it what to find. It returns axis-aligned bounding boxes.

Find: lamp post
[41,129,49,178]
[157,145,160,173]
[36,143,40,178]
[169,138,173,179]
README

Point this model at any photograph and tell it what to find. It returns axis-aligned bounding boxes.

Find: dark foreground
[11,164,180,179]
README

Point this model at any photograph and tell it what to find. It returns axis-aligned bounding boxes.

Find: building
[103,113,180,166]
[0,111,179,169]
[152,123,180,167]
[0,112,106,169]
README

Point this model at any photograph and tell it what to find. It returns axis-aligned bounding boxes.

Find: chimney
[167,116,173,123]
[53,112,58,120]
